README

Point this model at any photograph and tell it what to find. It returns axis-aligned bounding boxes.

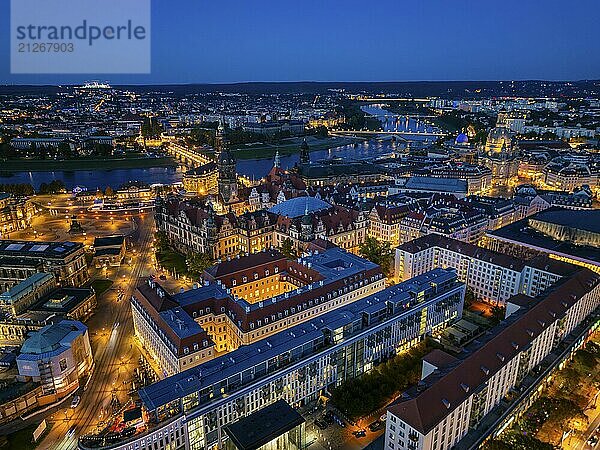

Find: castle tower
[301,204,313,241]
[274,149,280,168]
[300,138,310,164]
[216,119,238,204]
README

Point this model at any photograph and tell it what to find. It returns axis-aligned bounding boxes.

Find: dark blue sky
[1,0,599,84]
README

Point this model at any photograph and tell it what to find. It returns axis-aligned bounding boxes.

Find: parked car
[315,419,328,430]
[323,411,334,425]
[352,429,367,438]
[368,420,383,432]
[71,395,81,408]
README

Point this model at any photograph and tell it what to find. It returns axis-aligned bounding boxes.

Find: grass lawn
[91,279,114,295]
[0,157,176,172]
[156,248,188,276]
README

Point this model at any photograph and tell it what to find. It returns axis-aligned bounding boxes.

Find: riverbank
[230,135,360,160]
[0,157,177,172]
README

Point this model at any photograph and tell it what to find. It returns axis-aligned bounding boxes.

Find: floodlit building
[368,199,420,247]
[270,197,368,254]
[479,127,519,187]
[16,320,93,398]
[542,158,597,192]
[183,161,219,196]
[131,248,384,377]
[385,267,600,450]
[93,235,126,268]
[395,234,576,305]
[86,268,464,450]
[0,240,89,293]
[0,193,36,239]
[0,272,55,317]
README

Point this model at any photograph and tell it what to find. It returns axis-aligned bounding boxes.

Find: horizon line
[1,78,599,88]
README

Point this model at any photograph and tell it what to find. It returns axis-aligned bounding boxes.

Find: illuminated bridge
[166,142,214,167]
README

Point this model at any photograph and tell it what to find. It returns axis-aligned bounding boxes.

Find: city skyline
[1,0,600,85]
[0,2,599,450]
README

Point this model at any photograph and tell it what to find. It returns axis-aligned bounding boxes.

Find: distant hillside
[1,80,599,98]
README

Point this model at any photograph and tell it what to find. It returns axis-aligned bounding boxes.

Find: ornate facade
[480,127,519,186]
[0,194,35,239]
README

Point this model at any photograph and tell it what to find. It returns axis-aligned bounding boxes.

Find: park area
[331,338,442,421]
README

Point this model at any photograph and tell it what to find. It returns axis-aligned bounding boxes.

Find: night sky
[1,0,599,84]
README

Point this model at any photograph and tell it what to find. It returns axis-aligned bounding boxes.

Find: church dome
[455,133,469,144]
[268,196,331,218]
[485,127,512,154]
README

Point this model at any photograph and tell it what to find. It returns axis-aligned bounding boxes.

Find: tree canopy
[186,252,214,277]
[359,236,394,277]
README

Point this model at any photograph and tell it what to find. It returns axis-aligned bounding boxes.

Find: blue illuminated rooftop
[268,196,331,218]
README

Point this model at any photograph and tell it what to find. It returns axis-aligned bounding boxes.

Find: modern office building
[485,208,600,274]
[223,400,305,450]
[82,268,464,450]
[16,320,93,398]
[384,267,600,450]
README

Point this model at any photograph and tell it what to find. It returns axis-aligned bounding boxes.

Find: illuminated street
[36,212,156,450]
